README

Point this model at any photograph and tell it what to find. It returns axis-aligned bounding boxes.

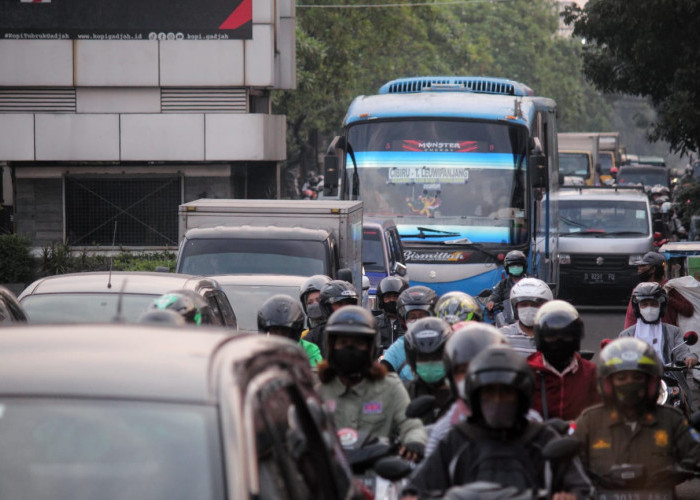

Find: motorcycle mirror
[545,418,572,436]
[579,349,595,361]
[405,394,437,419]
[600,338,613,350]
[541,437,580,461]
[477,288,492,298]
[373,456,413,481]
[683,331,699,346]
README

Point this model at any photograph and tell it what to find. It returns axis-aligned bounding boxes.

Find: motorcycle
[658,331,699,418]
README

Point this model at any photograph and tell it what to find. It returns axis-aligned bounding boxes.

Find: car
[617,164,670,189]
[553,187,654,305]
[362,220,408,306]
[0,285,28,324]
[211,274,309,333]
[0,324,359,499]
[18,271,237,327]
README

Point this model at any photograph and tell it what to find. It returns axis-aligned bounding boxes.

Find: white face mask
[640,306,660,323]
[518,306,539,327]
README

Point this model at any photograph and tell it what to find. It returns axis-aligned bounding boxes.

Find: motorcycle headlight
[657,379,668,405]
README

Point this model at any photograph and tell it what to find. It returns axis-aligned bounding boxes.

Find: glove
[401,441,425,460]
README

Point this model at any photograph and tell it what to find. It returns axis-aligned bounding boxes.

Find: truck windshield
[179,239,328,276]
[347,119,527,245]
[558,200,649,235]
[559,152,591,179]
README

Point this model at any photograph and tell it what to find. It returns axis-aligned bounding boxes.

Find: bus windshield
[347,119,528,245]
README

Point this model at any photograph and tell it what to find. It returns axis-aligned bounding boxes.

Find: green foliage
[0,234,34,283]
[672,181,700,229]
[564,0,700,155]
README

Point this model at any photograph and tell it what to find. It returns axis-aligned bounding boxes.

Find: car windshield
[558,199,649,235]
[362,228,385,273]
[179,239,328,277]
[0,399,224,500]
[21,293,158,324]
[219,283,302,332]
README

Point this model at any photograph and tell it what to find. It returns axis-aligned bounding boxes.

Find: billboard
[0,0,252,40]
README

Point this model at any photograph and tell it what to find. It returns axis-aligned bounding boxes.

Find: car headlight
[629,254,643,265]
[559,253,571,265]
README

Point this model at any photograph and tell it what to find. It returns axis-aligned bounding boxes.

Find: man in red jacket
[528,300,600,421]
[623,251,693,328]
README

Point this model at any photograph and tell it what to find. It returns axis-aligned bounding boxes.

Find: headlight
[657,379,668,405]
[559,253,571,265]
[629,254,643,265]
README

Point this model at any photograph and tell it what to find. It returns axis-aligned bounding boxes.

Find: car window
[0,399,225,500]
[387,228,405,265]
[362,228,385,272]
[203,291,225,326]
[220,284,301,332]
[212,290,237,328]
[20,293,158,324]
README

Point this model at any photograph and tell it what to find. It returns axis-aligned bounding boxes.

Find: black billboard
[0,0,252,40]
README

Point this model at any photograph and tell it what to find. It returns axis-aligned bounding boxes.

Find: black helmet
[464,345,535,419]
[319,280,359,317]
[376,276,409,312]
[631,282,667,323]
[443,323,507,397]
[404,317,453,372]
[503,250,527,276]
[435,291,483,324]
[138,308,187,327]
[597,337,662,407]
[324,305,379,363]
[299,274,332,313]
[151,291,202,326]
[396,285,438,326]
[257,294,306,342]
[533,300,584,352]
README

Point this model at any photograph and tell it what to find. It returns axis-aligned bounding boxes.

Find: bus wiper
[402,227,460,239]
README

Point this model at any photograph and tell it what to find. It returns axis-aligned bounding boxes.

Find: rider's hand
[685,357,698,369]
[486,301,494,311]
[552,493,577,500]
[399,441,425,463]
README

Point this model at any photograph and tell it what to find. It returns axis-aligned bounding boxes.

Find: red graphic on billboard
[219,0,252,31]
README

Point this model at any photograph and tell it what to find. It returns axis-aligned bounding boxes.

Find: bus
[323,76,561,297]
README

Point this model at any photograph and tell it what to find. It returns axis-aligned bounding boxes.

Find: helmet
[631,282,667,323]
[396,286,438,326]
[660,201,672,214]
[610,166,619,175]
[324,305,379,362]
[464,345,535,418]
[404,317,453,372]
[503,250,527,276]
[376,276,409,312]
[597,337,662,407]
[138,309,187,327]
[443,323,507,397]
[319,280,359,317]
[257,294,305,342]
[435,291,483,324]
[509,278,553,320]
[151,291,203,325]
[178,289,219,326]
[299,275,332,313]
[533,300,584,352]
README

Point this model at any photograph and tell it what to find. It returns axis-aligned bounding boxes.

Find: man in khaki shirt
[317,305,427,462]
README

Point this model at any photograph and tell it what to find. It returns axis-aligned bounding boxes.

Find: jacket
[528,351,601,421]
[376,312,405,351]
[623,279,693,328]
[405,377,454,425]
[303,322,327,357]
[618,322,697,365]
[573,404,700,480]
[299,338,322,368]
[317,367,427,446]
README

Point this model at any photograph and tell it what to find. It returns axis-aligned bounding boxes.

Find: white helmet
[660,201,672,214]
[509,277,553,312]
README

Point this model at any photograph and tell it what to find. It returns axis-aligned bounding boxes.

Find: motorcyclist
[424,323,508,458]
[486,250,528,322]
[381,286,439,381]
[375,275,409,351]
[573,337,700,484]
[623,251,693,328]
[528,300,600,421]
[403,317,454,424]
[434,291,483,329]
[403,345,591,499]
[305,279,358,356]
[500,277,553,356]
[257,294,322,368]
[299,274,332,340]
[150,290,204,325]
[316,305,428,462]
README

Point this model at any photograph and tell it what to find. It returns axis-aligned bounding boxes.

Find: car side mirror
[391,261,408,277]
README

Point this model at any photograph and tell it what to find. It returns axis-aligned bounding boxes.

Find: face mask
[383,301,397,315]
[540,339,577,372]
[614,382,647,408]
[518,306,538,327]
[331,347,371,377]
[480,398,518,429]
[640,306,660,323]
[306,303,324,327]
[415,361,446,384]
[508,265,524,277]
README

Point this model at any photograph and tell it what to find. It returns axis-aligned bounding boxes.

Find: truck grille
[569,254,630,272]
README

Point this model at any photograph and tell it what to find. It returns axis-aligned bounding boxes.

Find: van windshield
[179,239,328,276]
[558,200,649,236]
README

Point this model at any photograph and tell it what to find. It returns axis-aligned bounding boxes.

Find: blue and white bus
[324,76,560,297]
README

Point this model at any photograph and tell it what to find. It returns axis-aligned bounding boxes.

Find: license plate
[584,272,616,283]
[596,490,673,500]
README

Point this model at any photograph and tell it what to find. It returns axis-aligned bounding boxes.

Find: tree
[564,0,700,155]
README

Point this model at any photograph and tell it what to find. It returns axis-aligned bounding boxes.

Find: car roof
[0,324,303,403]
[553,187,649,202]
[184,225,329,241]
[19,271,222,298]
[211,274,309,287]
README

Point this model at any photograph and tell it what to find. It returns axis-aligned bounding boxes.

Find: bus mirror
[529,153,548,188]
[323,154,339,196]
